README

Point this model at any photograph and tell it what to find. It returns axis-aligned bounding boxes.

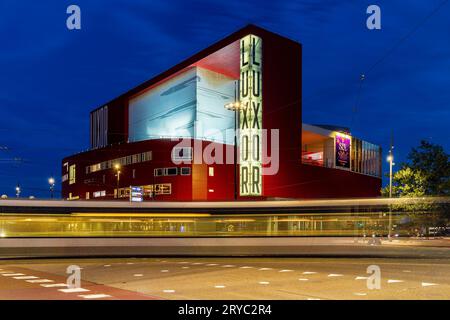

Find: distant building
[62,25,381,201]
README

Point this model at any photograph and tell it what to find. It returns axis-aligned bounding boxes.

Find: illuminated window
[93,190,106,198]
[154,183,171,195]
[154,168,163,176]
[69,165,76,184]
[208,167,214,177]
[86,151,152,174]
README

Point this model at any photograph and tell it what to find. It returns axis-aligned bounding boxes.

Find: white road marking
[161,270,169,273]
[192,262,203,265]
[133,274,144,277]
[2,273,25,277]
[403,270,412,273]
[422,282,438,287]
[79,294,111,299]
[163,289,176,293]
[59,288,90,293]
[259,268,273,271]
[307,298,321,300]
[103,265,111,267]
[181,266,190,269]
[302,271,317,275]
[0,271,14,274]
[354,292,367,296]
[240,266,253,269]
[259,281,270,285]
[214,285,226,289]
[206,264,218,266]
[279,269,293,273]
[387,279,404,284]
[298,278,309,281]
[222,265,235,268]
[14,276,38,280]
[41,283,68,288]
[355,276,368,280]
[126,262,134,265]
[26,279,54,283]
[328,274,344,277]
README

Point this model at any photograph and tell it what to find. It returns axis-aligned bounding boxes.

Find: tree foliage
[382,140,449,197]
[381,140,449,235]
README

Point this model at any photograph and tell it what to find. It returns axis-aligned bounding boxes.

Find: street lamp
[114,163,121,199]
[48,177,55,199]
[224,81,242,200]
[387,144,395,240]
[15,184,21,198]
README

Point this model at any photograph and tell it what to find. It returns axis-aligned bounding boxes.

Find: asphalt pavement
[1,256,449,300]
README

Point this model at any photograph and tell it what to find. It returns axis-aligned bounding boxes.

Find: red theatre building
[62,25,382,201]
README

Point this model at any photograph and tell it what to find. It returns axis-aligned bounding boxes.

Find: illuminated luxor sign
[239,35,262,196]
[90,105,108,149]
[335,133,351,169]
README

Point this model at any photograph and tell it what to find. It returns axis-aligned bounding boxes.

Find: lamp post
[387,142,394,240]
[15,184,21,198]
[114,164,121,199]
[48,177,55,199]
[224,80,241,201]
[225,100,242,201]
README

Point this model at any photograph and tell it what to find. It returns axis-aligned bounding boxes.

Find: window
[154,168,163,176]
[180,167,191,175]
[93,190,106,198]
[69,164,76,184]
[165,167,178,176]
[154,183,171,195]
[86,151,152,174]
[172,147,193,161]
[132,169,136,179]
[208,167,214,177]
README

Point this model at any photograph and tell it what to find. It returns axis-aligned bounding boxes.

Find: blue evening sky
[0,0,449,197]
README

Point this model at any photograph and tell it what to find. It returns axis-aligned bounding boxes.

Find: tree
[381,140,449,237]
[382,140,450,197]
[408,140,450,196]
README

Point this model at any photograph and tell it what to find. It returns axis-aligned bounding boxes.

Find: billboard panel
[129,67,235,144]
[335,133,351,169]
[129,68,197,142]
[196,68,235,144]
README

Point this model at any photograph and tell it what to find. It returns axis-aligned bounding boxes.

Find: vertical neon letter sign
[239,35,262,196]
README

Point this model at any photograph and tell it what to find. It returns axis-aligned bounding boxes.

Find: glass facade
[302,133,382,178]
[351,137,382,177]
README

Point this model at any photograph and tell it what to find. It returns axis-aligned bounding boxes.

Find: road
[1,255,449,300]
